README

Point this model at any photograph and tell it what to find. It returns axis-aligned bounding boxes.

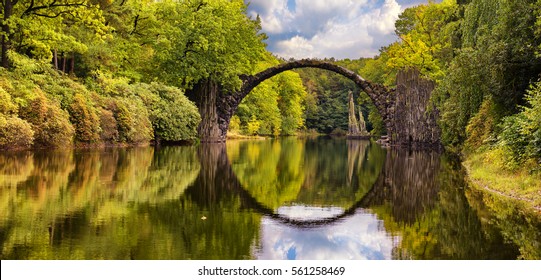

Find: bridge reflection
[2,139,525,260]
[187,140,442,228]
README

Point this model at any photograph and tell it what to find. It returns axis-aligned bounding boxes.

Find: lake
[1,137,540,259]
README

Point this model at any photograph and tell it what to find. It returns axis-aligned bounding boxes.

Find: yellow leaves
[386,1,457,81]
[387,32,445,81]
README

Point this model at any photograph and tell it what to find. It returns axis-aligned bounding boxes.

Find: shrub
[0,114,34,150]
[281,116,298,136]
[0,88,17,114]
[137,83,200,141]
[465,98,496,151]
[229,115,241,133]
[498,81,541,169]
[19,93,75,148]
[246,115,261,135]
[98,108,119,142]
[330,128,347,136]
[114,97,153,144]
[69,93,101,143]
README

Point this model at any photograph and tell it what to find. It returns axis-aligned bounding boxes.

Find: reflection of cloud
[276,205,345,221]
[254,207,395,260]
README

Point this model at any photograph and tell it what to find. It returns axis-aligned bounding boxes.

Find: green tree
[1,0,107,69]
[275,71,306,135]
[436,0,541,149]
[78,0,159,80]
[149,0,266,141]
[386,0,458,81]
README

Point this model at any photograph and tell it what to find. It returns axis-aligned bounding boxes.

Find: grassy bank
[464,151,541,211]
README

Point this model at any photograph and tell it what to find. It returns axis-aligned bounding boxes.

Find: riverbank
[463,152,541,212]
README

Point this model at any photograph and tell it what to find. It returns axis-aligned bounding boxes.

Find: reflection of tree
[465,184,541,259]
[297,139,385,207]
[0,147,201,259]
[227,138,305,209]
[227,138,386,209]
[370,151,521,259]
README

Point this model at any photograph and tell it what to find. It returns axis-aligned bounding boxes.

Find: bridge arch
[213,59,394,142]
[240,59,393,110]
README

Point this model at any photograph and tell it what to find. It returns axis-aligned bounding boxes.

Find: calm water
[1,137,540,259]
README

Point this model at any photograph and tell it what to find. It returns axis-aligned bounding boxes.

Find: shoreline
[463,162,541,213]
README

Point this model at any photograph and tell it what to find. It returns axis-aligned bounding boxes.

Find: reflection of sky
[254,206,396,260]
[276,205,345,221]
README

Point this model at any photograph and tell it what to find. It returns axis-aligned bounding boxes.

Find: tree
[149,0,266,141]
[1,0,107,69]
[386,0,458,81]
[436,0,541,149]
[77,0,159,80]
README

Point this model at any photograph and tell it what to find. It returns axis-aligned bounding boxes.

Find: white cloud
[247,0,293,34]
[247,0,402,59]
[253,208,396,260]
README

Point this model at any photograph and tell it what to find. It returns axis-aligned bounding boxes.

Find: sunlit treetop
[150,0,267,91]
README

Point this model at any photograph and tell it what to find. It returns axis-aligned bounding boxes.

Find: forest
[0,1,541,204]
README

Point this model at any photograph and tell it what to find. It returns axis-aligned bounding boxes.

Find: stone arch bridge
[193,59,440,147]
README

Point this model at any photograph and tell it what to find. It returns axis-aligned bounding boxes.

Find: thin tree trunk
[1,0,15,68]
[53,49,58,70]
[70,52,75,75]
[62,52,66,73]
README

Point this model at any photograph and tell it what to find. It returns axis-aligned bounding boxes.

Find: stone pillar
[347,90,361,136]
[387,69,441,147]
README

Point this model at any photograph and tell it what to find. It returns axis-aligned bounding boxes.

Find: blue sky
[245,0,440,59]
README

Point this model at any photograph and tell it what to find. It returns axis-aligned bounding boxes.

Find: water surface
[1,137,540,259]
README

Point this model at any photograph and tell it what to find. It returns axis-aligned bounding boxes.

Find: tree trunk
[187,79,225,142]
[70,52,75,75]
[1,0,14,68]
[61,53,66,73]
[53,49,58,70]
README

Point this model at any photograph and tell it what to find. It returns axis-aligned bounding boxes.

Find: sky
[244,0,440,59]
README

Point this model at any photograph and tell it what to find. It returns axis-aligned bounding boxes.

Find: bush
[246,115,261,135]
[498,81,541,168]
[229,115,241,133]
[137,83,200,141]
[19,93,75,148]
[281,116,298,136]
[98,108,118,142]
[69,93,101,143]
[0,88,17,115]
[465,98,496,151]
[114,97,153,144]
[0,114,34,150]
[330,128,347,136]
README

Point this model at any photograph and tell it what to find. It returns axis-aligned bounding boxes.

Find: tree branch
[22,0,88,18]
[32,10,72,19]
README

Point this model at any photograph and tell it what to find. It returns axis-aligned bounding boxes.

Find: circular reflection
[254,208,396,260]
